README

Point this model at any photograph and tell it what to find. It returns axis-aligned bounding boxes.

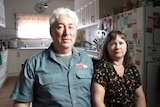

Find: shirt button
[73,100,76,103]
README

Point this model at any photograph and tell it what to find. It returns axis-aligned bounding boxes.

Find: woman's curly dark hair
[101,30,133,67]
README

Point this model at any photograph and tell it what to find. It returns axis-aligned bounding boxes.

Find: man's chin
[62,44,73,49]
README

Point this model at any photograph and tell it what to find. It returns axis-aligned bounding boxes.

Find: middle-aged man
[10,7,94,107]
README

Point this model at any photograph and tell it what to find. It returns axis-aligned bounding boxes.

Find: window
[16,13,51,39]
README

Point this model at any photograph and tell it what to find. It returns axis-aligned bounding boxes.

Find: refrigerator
[115,6,160,107]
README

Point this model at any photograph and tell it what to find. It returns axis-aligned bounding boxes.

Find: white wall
[0,0,74,39]
[0,0,3,4]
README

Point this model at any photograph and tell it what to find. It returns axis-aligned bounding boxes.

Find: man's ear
[50,27,52,36]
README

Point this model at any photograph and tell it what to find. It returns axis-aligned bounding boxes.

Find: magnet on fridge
[146,27,153,33]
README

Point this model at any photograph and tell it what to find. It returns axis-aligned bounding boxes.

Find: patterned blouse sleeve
[132,64,142,89]
[93,60,108,89]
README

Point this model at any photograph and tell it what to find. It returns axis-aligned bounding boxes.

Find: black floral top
[93,59,141,107]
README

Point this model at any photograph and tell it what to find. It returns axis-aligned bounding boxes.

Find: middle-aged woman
[91,30,146,107]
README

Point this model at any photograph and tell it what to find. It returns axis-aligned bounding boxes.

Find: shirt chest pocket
[38,73,67,86]
[75,69,93,89]
[76,69,92,79]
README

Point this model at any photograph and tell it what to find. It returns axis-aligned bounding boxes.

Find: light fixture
[44,2,48,8]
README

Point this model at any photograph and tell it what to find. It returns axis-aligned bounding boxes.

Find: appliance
[34,0,52,13]
[92,16,113,51]
[115,6,160,107]
[8,38,18,49]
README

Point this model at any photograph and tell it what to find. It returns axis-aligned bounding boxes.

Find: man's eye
[69,26,74,29]
[57,25,64,29]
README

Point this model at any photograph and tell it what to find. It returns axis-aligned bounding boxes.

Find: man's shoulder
[27,49,49,61]
[73,47,87,55]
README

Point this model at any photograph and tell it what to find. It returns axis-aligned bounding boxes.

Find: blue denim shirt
[10,46,93,107]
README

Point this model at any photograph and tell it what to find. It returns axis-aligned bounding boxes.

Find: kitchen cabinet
[75,0,99,29]
[75,0,123,29]
[7,49,28,76]
[0,0,5,28]
[28,49,42,57]
[7,49,43,76]
[0,50,8,88]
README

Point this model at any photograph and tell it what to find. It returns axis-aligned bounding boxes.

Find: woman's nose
[116,43,120,48]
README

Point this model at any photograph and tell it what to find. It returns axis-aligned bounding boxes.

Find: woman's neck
[112,59,123,66]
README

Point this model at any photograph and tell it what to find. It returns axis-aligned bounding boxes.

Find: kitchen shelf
[77,21,98,29]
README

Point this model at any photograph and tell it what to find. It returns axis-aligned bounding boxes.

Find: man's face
[50,15,77,49]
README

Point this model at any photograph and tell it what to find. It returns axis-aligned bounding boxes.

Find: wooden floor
[0,76,18,107]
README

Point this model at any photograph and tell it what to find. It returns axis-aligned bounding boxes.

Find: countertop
[17,46,48,50]
[9,47,100,59]
[76,47,100,59]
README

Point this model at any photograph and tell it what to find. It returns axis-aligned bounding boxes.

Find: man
[10,7,93,107]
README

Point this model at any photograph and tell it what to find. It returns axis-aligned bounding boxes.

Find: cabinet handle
[17,52,20,57]
[82,19,85,25]
[91,15,95,22]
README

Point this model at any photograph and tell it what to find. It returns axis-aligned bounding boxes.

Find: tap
[40,40,45,47]
[84,41,92,49]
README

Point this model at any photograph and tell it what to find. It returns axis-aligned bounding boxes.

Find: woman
[92,30,146,107]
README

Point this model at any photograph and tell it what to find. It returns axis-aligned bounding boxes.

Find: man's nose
[63,26,69,35]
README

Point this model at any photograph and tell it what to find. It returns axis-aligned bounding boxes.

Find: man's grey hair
[49,7,79,27]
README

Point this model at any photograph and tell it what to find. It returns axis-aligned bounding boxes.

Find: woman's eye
[109,43,115,46]
[119,42,124,45]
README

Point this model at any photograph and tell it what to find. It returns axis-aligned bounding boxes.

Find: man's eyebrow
[56,23,65,25]
[57,22,74,25]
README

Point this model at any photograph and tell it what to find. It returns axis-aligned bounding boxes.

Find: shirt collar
[47,43,81,61]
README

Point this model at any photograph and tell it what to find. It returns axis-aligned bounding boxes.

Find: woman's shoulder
[95,58,111,68]
[126,63,139,73]
[127,63,137,68]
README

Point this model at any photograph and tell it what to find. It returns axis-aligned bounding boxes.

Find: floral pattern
[93,59,141,107]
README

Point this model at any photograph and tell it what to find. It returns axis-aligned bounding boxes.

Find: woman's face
[107,35,127,61]
[50,15,77,49]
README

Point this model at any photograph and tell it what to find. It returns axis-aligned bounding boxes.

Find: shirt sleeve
[10,59,35,102]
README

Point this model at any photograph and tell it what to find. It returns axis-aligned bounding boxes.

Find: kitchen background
[0,0,74,48]
[0,0,160,107]
[0,0,141,48]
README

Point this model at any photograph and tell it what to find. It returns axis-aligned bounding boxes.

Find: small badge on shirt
[76,64,88,68]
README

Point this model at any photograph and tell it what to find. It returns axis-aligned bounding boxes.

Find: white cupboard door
[18,50,29,72]
[7,50,19,76]
[28,49,43,57]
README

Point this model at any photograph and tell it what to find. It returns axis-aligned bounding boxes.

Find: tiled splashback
[76,24,108,51]
[76,25,98,49]
[18,39,52,48]
[0,29,52,48]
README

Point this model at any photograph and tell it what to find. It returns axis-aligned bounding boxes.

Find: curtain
[16,13,51,39]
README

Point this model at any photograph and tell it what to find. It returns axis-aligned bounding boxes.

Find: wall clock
[34,3,45,13]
